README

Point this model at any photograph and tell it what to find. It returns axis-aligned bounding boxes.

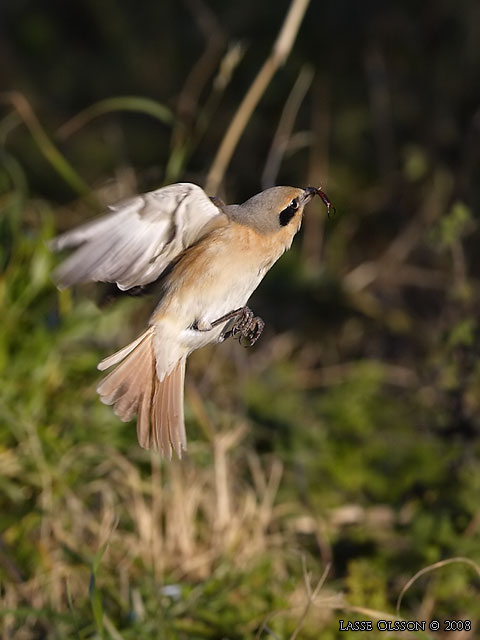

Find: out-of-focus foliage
[1,1,480,638]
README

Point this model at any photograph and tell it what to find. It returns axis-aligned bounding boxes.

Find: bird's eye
[279,199,299,226]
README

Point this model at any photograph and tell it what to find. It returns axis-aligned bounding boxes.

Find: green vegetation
[1,1,480,637]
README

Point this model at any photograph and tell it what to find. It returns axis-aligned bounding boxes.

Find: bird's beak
[302,186,319,204]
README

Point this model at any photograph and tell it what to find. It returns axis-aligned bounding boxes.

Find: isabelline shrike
[50,183,333,458]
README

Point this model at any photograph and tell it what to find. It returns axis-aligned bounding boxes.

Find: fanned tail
[96,328,187,458]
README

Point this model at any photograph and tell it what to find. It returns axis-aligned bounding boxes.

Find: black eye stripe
[279,199,299,226]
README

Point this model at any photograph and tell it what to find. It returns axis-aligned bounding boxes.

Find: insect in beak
[303,186,336,219]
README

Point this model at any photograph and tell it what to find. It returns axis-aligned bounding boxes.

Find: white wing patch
[50,183,222,290]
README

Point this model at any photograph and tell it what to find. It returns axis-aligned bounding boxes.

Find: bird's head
[223,186,333,235]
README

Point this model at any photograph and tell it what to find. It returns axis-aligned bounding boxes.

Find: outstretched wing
[49,182,222,290]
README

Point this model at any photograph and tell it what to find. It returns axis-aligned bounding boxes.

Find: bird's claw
[243,315,265,347]
[220,306,265,347]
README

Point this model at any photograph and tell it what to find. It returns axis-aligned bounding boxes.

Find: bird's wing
[49,182,223,290]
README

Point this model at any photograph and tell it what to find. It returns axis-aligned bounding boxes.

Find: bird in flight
[50,183,334,458]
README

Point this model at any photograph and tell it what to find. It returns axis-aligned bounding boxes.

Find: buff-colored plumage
[51,183,320,458]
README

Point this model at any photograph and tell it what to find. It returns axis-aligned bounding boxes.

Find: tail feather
[98,328,154,371]
[151,384,161,451]
[137,366,154,449]
[158,377,171,455]
[96,328,187,457]
[169,361,186,452]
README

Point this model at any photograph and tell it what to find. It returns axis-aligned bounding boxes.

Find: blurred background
[1,0,480,637]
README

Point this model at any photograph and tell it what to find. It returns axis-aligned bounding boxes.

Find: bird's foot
[217,306,265,347]
[237,313,264,347]
[193,306,265,347]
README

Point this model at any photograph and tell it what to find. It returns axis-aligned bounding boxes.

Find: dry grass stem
[343,170,453,292]
[205,0,311,193]
[176,0,226,122]
[365,46,395,178]
[396,557,480,615]
[290,562,331,640]
[262,65,314,189]
[302,75,331,269]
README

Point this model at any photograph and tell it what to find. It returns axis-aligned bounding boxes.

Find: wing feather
[50,183,222,290]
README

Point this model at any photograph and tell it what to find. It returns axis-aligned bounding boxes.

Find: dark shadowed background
[1,1,480,638]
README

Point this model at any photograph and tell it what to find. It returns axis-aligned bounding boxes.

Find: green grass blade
[66,580,81,640]
[0,91,96,205]
[57,96,173,139]
[89,542,108,640]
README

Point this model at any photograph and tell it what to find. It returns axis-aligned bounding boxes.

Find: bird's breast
[151,222,292,345]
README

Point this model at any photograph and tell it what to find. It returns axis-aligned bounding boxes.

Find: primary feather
[50,183,222,290]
